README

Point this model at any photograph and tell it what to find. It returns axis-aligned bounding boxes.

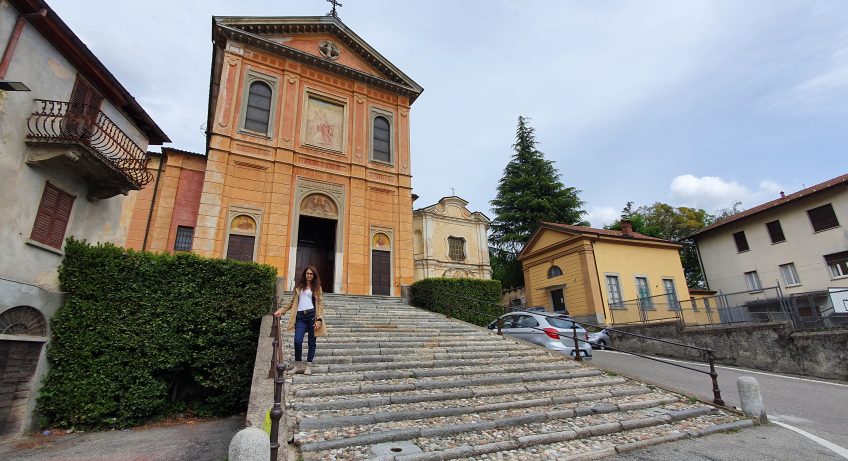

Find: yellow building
[518,221,691,325]
[129,15,423,296]
[412,196,492,281]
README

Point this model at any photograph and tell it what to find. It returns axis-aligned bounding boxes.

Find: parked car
[588,329,611,349]
[488,312,592,359]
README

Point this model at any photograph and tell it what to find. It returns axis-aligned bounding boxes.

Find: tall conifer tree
[489,117,587,286]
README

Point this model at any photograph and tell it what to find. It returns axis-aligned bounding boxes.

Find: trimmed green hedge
[409,278,503,326]
[37,239,276,429]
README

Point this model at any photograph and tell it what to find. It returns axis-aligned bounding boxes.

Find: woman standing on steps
[273,266,327,375]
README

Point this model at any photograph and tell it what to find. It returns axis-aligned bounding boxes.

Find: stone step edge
[293,369,603,398]
[298,355,570,374]
[297,386,651,430]
[292,376,630,411]
[298,344,549,358]
[298,396,696,451]
[292,361,590,385]
[293,351,564,365]
[372,416,754,461]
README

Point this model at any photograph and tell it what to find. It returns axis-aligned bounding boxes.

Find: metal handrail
[26,99,153,186]
[411,290,724,405]
[268,286,286,461]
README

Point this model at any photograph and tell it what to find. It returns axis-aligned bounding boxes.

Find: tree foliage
[608,202,713,288]
[489,117,587,286]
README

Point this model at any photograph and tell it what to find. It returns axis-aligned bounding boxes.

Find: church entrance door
[296,215,336,293]
[371,250,391,295]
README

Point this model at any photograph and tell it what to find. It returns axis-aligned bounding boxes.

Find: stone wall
[613,321,848,381]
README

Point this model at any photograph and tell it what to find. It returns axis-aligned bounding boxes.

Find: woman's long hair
[297,266,322,292]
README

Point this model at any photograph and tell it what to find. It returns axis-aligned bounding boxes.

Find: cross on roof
[326,0,342,17]
[451,187,456,196]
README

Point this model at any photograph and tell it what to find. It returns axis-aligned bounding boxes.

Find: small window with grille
[174,226,194,252]
[448,237,465,261]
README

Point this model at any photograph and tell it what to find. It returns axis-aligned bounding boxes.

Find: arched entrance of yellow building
[294,193,340,293]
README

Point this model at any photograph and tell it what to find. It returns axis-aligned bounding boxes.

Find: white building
[0,0,168,438]
[690,174,848,315]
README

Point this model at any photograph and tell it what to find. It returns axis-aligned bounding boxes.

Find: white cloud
[669,175,784,211]
[586,206,620,228]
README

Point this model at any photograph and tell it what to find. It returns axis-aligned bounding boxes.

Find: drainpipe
[0,9,46,79]
[694,239,710,291]
[142,152,166,251]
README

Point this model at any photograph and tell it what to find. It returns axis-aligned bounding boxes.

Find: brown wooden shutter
[30,182,75,249]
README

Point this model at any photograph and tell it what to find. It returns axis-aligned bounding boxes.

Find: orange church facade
[127,16,423,295]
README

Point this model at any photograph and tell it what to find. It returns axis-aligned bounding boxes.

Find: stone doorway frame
[288,177,345,292]
[370,227,394,296]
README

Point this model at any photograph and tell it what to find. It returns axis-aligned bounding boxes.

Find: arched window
[372,115,391,163]
[0,306,47,336]
[547,266,563,278]
[244,81,272,133]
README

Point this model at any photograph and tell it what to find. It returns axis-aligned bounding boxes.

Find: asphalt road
[591,349,848,458]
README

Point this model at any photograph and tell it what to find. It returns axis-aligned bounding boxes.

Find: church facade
[129,15,422,295]
[412,196,492,281]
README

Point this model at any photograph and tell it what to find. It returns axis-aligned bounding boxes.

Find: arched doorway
[295,193,338,293]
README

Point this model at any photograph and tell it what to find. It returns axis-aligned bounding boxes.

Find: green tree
[489,117,587,263]
[607,202,713,288]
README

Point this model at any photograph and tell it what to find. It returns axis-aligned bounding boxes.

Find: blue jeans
[294,309,316,362]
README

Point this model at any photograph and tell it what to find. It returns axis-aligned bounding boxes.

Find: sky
[48,0,848,227]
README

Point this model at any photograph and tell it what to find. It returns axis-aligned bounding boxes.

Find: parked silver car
[488,312,592,359]
[588,329,611,349]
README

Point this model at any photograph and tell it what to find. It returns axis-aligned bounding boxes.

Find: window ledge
[770,240,786,245]
[737,250,750,254]
[785,283,803,288]
[813,225,840,234]
[26,239,63,256]
[748,289,764,294]
[369,158,395,167]
[831,274,848,281]
[237,128,272,140]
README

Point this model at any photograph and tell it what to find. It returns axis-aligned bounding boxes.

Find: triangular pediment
[518,226,582,260]
[214,16,423,102]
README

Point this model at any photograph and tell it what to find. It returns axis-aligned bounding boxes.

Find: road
[591,349,848,458]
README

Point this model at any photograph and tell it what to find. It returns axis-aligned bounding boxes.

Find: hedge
[409,278,503,326]
[37,239,276,429]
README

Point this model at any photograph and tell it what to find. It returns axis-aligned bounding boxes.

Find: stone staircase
[280,294,750,460]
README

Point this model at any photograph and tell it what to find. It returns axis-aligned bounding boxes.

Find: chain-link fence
[611,286,848,330]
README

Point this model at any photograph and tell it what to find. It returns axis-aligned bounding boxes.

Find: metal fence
[609,286,848,331]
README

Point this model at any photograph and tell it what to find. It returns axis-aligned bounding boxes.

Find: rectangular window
[30,182,75,249]
[825,251,848,278]
[174,226,194,252]
[766,220,786,243]
[447,237,465,261]
[807,203,840,232]
[703,297,711,310]
[663,279,679,310]
[635,277,653,309]
[779,263,800,286]
[605,275,623,308]
[745,271,762,291]
[733,231,749,252]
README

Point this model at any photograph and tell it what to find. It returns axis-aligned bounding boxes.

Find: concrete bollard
[737,376,768,424]
[229,427,271,461]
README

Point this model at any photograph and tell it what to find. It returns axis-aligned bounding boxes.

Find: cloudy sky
[49,0,848,227]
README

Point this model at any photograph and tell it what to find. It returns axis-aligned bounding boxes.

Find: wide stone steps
[278,295,745,460]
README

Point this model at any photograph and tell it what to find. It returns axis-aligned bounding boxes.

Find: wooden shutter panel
[30,182,74,249]
[30,183,59,244]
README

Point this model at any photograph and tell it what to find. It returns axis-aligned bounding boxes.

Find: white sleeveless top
[298,288,315,311]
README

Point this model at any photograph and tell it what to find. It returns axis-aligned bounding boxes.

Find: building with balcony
[0,0,168,438]
[412,196,492,281]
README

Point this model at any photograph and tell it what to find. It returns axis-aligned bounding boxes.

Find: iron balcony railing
[26,99,153,187]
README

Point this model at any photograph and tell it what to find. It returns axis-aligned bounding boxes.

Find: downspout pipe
[0,8,46,79]
[142,152,165,251]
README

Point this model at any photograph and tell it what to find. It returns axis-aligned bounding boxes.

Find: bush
[37,239,276,429]
[409,278,503,326]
